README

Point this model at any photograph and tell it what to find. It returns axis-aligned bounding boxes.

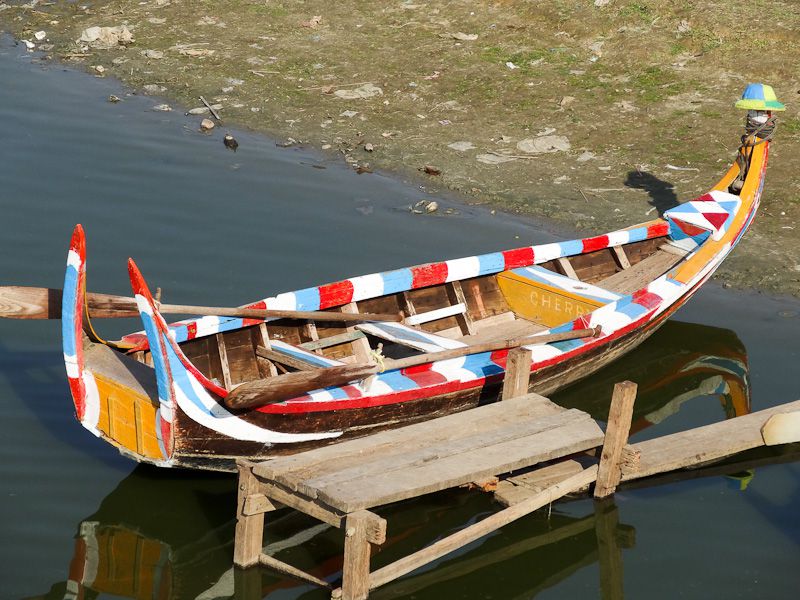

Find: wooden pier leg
[501,346,532,401]
[594,499,624,600]
[340,511,375,600]
[595,381,637,498]
[234,461,265,568]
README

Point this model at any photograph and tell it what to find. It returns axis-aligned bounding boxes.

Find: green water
[1,36,798,599]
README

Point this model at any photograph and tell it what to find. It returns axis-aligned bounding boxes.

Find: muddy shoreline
[3,0,799,296]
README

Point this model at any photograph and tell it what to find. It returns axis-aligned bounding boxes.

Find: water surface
[1,37,798,599]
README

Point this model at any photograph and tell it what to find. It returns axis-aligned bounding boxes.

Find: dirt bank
[4,0,799,295]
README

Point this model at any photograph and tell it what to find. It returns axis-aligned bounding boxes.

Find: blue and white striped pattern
[509,266,624,305]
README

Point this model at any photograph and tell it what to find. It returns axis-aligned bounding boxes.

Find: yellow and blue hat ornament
[735,83,785,111]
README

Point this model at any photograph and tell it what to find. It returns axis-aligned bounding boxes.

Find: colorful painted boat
[62,126,771,471]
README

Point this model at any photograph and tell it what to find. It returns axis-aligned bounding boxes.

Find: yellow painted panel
[497,271,604,327]
[94,374,164,461]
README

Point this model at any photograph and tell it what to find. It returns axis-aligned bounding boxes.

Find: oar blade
[225,363,379,410]
[0,286,63,319]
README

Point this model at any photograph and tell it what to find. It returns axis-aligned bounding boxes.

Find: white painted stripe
[445,256,481,282]
[267,292,298,311]
[606,230,631,247]
[307,389,335,403]
[404,303,466,325]
[66,249,82,270]
[64,353,80,378]
[430,357,479,383]
[350,273,385,301]
[81,370,102,437]
[532,243,564,263]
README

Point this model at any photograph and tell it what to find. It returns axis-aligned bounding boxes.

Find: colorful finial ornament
[735,83,785,111]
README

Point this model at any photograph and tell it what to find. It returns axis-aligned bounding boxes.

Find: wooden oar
[225,326,602,409]
[0,285,402,323]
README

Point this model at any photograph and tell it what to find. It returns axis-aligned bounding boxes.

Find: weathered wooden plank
[600,250,682,295]
[610,246,631,270]
[254,393,563,480]
[215,333,233,390]
[495,459,584,506]
[342,302,374,363]
[288,409,596,499]
[501,346,532,401]
[259,554,332,589]
[233,462,264,568]
[256,346,317,371]
[621,399,800,481]
[314,417,604,512]
[595,381,637,498]
[367,466,599,590]
[445,281,476,335]
[594,500,625,600]
[299,330,366,352]
[341,511,378,600]
[404,303,466,326]
[556,257,580,280]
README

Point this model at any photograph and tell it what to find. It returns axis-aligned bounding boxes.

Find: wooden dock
[233,367,800,600]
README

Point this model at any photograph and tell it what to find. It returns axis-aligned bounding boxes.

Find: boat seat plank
[598,250,685,295]
[456,317,547,345]
[356,322,466,353]
[259,339,345,370]
[254,393,603,513]
[404,303,466,326]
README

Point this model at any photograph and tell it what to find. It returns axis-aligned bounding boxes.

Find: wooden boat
[61,120,772,471]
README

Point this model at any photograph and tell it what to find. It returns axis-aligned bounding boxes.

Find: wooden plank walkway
[233,372,800,600]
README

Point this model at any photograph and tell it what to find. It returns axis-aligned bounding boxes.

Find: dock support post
[595,381,637,498]
[501,346,533,401]
[340,511,376,600]
[234,460,265,568]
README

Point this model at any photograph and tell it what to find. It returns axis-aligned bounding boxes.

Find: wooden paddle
[225,326,602,409]
[0,285,402,323]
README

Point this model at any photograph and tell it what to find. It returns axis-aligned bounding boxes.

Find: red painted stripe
[318,279,355,308]
[411,262,448,289]
[186,322,198,340]
[582,234,609,253]
[403,369,449,388]
[502,247,535,270]
[648,222,670,237]
[247,300,267,310]
[632,289,662,310]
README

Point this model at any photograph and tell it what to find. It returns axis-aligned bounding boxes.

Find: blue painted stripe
[374,370,419,392]
[615,299,649,320]
[62,264,79,358]
[138,312,172,404]
[626,226,649,243]
[477,252,505,276]
[322,386,351,400]
[380,268,413,295]
[461,352,504,378]
[558,239,583,256]
[272,344,341,368]
[293,287,321,311]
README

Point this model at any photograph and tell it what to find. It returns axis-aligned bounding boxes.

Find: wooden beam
[611,246,631,270]
[621,399,800,481]
[556,257,579,280]
[256,323,278,377]
[255,346,317,371]
[397,291,416,318]
[445,281,476,335]
[233,462,265,568]
[259,554,331,589]
[595,381,637,498]
[501,346,532,401]
[367,466,598,590]
[341,302,373,363]
[404,303,466,326]
[300,330,366,352]
[341,511,378,600]
[216,333,233,390]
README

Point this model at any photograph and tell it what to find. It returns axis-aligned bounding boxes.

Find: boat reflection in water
[28,320,755,600]
[554,320,751,436]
